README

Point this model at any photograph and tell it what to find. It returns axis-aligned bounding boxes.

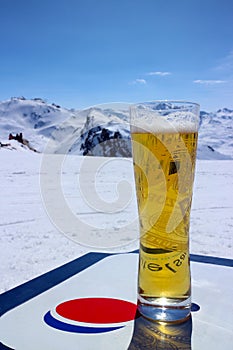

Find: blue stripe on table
[1,251,232,316]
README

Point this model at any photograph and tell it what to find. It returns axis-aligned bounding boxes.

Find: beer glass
[130,101,200,323]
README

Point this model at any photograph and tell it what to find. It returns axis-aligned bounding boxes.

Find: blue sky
[0,0,233,111]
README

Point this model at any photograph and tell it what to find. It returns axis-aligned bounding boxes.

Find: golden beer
[131,128,198,322]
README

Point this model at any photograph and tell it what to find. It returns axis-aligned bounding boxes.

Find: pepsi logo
[44,297,137,334]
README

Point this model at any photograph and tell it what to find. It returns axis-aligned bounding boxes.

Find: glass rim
[131,100,200,110]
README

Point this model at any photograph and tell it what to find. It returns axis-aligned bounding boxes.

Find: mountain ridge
[0,97,232,160]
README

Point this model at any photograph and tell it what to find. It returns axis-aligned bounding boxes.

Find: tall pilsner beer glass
[130,101,199,323]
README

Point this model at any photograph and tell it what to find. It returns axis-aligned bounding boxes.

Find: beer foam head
[130,103,199,134]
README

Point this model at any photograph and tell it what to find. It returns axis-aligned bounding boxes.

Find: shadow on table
[128,311,192,349]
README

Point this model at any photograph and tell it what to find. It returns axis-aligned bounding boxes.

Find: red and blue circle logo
[44,297,137,334]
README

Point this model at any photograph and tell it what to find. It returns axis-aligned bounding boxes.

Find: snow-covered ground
[0,149,232,294]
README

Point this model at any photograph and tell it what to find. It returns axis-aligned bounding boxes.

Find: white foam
[130,111,199,134]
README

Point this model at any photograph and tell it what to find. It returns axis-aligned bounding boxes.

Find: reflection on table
[128,311,192,350]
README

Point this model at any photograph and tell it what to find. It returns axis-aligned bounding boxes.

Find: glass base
[138,295,191,324]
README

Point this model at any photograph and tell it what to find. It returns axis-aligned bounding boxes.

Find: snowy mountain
[0,97,232,159]
[0,97,76,152]
[198,109,233,158]
[54,107,131,157]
